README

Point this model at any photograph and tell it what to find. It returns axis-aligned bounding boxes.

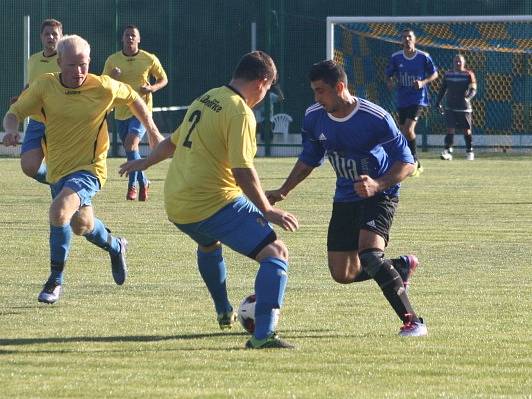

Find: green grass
[1,153,531,398]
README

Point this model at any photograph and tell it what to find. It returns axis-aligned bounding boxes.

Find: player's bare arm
[140,76,168,95]
[128,97,164,148]
[414,71,438,90]
[266,159,314,205]
[355,161,414,198]
[2,113,21,146]
[233,167,299,232]
[119,136,175,177]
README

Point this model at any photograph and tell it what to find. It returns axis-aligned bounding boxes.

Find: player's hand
[264,208,299,232]
[265,189,286,205]
[9,96,19,105]
[119,159,149,177]
[438,104,444,115]
[413,80,424,90]
[354,175,380,198]
[110,67,122,79]
[2,131,20,147]
[139,84,153,95]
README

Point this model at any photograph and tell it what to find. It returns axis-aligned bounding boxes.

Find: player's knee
[70,212,94,236]
[359,249,385,278]
[198,241,222,253]
[256,239,288,262]
[329,270,353,284]
[20,157,41,178]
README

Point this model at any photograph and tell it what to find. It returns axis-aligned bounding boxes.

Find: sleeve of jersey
[426,54,438,75]
[150,55,168,81]
[109,79,140,106]
[298,114,325,167]
[227,113,255,169]
[8,82,43,120]
[380,115,415,164]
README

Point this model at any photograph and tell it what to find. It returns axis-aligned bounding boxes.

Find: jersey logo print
[327,151,359,181]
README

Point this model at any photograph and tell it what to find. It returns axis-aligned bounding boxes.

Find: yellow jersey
[9,73,139,185]
[164,85,257,224]
[27,51,60,122]
[103,49,167,120]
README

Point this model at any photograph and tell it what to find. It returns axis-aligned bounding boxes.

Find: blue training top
[299,97,414,203]
[385,49,438,108]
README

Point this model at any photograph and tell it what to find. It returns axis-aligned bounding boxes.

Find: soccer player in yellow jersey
[120,51,299,349]
[3,35,164,304]
[4,19,62,184]
[103,25,168,201]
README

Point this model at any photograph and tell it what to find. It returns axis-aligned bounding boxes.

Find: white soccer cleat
[399,316,428,337]
[466,151,475,161]
[440,149,453,160]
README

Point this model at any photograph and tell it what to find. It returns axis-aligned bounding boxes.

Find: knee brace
[359,249,385,278]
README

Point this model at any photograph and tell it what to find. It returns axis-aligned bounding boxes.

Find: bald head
[57,35,91,88]
[57,34,91,58]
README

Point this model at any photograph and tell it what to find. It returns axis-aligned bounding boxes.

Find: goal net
[326,16,531,151]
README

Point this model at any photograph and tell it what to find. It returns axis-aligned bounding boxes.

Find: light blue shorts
[21,119,45,154]
[117,116,146,143]
[174,196,277,259]
[50,171,101,207]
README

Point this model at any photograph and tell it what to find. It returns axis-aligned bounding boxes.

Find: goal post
[326,15,532,151]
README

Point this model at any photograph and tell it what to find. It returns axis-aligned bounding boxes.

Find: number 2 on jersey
[183,110,202,148]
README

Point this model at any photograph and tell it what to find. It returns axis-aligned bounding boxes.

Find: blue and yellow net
[334,20,531,148]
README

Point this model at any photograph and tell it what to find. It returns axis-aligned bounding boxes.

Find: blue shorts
[21,119,45,154]
[174,196,277,259]
[50,171,101,207]
[117,117,146,143]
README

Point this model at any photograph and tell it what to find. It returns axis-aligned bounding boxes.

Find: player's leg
[400,106,424,175]
[462,112,474,160]
[441,111,455,160]
[20,119,47,184]
[118,119,137,200]
[64,171,128,285]
[123,117,149,201]
[357,195,426,336]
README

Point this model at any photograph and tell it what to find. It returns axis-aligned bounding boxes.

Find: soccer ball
[237,294,256,334]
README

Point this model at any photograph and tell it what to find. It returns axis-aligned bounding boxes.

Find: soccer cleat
[138,182,150,202]
[126,186,137,201]
[110,237,128,285]
[217,310,237,330]
[466,151,475,161]
[402,254,419,289]
[399,316,428,337]
[38,281,62,304]
[440,149,453,160]
[245,333,295,349]
[410,161,424,177]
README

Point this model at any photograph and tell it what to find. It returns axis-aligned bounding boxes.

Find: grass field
[1,153,531,398]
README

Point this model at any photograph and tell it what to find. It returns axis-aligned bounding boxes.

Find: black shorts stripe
[247,231,277,259]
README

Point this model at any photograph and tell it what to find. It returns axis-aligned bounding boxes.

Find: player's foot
[466,151,475,161]
[401,254,419,289]
[38,280,62,304]
[245,333,295,349]
[110,237,128,285]
[399,316,427,337]
[410,161,424,177]
[440,149,453,160]
[126,186,137,201]
[217,310,237,330]
[138,182,150,202]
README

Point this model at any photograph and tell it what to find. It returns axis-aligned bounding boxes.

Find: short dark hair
[308,60,347,87]
[124,24,140,33]
[41,19,62,33]
[232,51,277,83]
[402,28,415,36]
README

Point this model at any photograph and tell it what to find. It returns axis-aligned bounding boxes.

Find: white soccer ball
[237,294,256,334]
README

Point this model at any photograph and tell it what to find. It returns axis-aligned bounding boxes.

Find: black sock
[464,134,473,152]
[444,133,454,149]
[391,257,408,282]
[373,261,418,323]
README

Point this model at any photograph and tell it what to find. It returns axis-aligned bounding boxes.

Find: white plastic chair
[270,113,293,135]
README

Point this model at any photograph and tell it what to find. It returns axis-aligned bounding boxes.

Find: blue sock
[49,224,72,284]
[83,218,121,255]
[197,247,232,315]
[125,151,140,188]
[254,257,288,340]
[34,163,48,185]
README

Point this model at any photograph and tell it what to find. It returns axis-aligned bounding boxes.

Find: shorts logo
[256,217,266,227]
[366,220,376,228]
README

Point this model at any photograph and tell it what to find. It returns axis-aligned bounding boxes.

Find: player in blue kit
[267,60,427,336]
[386,28,438,176]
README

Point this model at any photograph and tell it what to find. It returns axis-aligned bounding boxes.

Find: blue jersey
[386,50,437,108]
[299,98,414,203]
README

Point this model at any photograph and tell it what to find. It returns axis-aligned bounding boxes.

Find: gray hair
[57,34,91,57]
